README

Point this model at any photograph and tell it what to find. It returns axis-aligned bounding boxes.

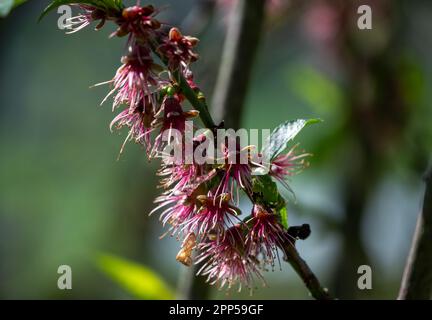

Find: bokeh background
[1,0,431,299]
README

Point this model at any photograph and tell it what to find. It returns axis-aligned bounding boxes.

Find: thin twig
[176,71,216,129]
[149,39,216,129]
[281,240,333,300]
[398,165,432,300]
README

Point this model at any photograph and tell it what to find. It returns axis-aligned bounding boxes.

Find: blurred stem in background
[399,165,432,299]
[311,0,411,298]
[333,1,401,298]
[211,0,265,129]
[177,0,265,299]
[180,0,216,37]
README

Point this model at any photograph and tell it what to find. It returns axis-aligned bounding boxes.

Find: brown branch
[281,238,333,300]
[398,165,432,300]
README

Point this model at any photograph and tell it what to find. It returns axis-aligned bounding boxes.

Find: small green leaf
[252,176,289,229]
[252,175,279,205]
[96,253,175,300]
[262,118,322,160]
[279,206,288,229]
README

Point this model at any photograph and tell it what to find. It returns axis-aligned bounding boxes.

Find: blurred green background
[0,0,431,299]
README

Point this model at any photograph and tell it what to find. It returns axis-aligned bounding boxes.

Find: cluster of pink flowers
[63,2,309,292]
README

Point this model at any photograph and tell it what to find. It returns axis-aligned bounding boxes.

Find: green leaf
[96,253,175,300]
[252,175,279,205]
[252,175,289,229]
[274,193,288,229]
[262,118,322,160]
[38,0,124,22]
[279,206,288,229]
[0,0,27,17]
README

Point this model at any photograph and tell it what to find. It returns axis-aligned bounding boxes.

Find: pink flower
[158,96,191,132]
[246,204,288,268]
[151,96,198,156]
[196,226,264,291]
[181,192,240,238]
[110,96,155,155]
[100,48,162,112]
[151,191,196,236]
[270,144,310,190]
[216,162,252,200]
[114,5,161,38]
[214,144,253,203]
[158,27,199,71]
[158,163,216,194]
[65,5,107,34]
[158,164,201,192]
[151,166,217,237]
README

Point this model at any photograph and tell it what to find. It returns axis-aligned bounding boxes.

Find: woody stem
[280,240,333,300]
[148,40,216,129]
[173,70,216,129]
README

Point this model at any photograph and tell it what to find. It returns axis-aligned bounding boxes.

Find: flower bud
[183,110,199,118]
[169,27,183,42]
[122,6,142,20]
